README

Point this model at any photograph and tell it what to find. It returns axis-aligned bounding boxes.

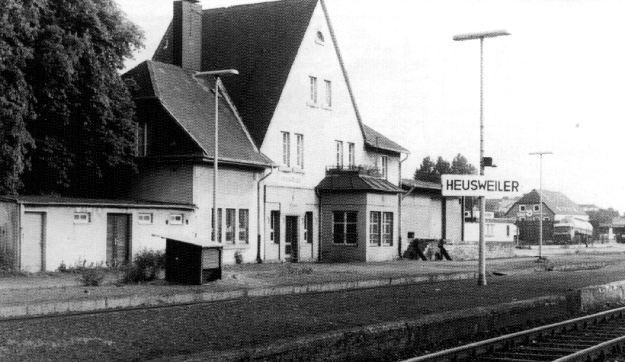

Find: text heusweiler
[446,179,520,193]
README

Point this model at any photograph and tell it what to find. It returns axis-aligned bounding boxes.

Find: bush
[80,267,106,286]
[121,249,165,284]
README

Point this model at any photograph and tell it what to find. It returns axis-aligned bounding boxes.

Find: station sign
[441,175,520,197]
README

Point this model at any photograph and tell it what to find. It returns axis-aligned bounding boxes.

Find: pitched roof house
[506,189,587,220]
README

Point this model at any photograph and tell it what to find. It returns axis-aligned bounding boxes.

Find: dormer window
[316,31,325,45]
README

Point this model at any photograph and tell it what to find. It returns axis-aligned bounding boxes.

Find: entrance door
[22,212,44,272]
[285,216,299,262]
[107,214,130,266]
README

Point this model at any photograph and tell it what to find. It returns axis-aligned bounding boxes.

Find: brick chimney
[172,0,203,71]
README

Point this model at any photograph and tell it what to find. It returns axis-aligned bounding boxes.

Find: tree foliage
[0,0,143,196]
[414,153,476,181]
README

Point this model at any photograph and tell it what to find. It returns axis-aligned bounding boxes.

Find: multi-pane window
[486,223,495,237]
[519,205,526,212]
[348,142,355,167]
[225,208,236,244]
[309,76,318,104]
[335,140,344,168]
[380,156,388,179]
[382,212,393,245]
[74,213,91,224]
[137,213,153,225]
[304,211,313,244]
[270,210,280,244]
[136,122,147,157]
[239,209,249,244]
[333,211,357,245]
[324,80,332,108]
[369,211,381,246]
[533,204,540,212]
[282,132,290,167]
[169,214,184,225]
[211,208,222,242]
[296,133,304,169]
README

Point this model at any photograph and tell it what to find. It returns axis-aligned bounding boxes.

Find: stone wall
[445,241,515,261]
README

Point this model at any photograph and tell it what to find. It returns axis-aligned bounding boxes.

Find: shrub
[58,261,68,273]
[121,249,165,284]
[80,267,106,286]
[234,251,243,264]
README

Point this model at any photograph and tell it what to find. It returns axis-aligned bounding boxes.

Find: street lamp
[453,30,510,286]
[194,69,239,243]
[529,151,553,260]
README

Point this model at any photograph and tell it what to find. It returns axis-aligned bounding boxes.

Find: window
[304,211,313,244]
[519,205,527,212]
[380,156,388,179]
[544,217,550,221]
[533,204,540,212]
[382,212,393,246]
[282,132,290,167]
[239,209,249,244]
[333,211,357,245]
[270,210,280,244]
[348,142,355,167]
[519,217,526,221]
[309,76,318,104]
[295,133,304,169]
[211,208,222,242]
[369,211,381,246]
[136,122,147,157]
[225,209,236,244]
[486,223,495,237]
[316,30,325,44]
[169,214,183,225]
[335,140,344,168]
[73,212,90,224]
[506,225,510,237]
[137,213,153,225]
[324,80,332,108]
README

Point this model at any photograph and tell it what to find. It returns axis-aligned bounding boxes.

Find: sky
[116,0,625,212]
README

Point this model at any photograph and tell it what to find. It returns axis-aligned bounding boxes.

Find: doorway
[107,214,131,266]
[285,216,299,262]
[22,212,45,272]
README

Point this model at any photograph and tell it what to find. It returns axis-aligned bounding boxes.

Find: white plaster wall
[192,164,261,264]
[22,206,193,272]
[364,150,401,186]
[465,222,517,242]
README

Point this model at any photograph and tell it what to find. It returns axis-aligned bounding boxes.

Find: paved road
[1,265,625,361]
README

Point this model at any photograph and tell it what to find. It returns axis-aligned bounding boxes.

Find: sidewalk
[513,241,625,257]
[0,253,622,319]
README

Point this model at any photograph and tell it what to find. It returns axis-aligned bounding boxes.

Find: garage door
[22,212,44,272]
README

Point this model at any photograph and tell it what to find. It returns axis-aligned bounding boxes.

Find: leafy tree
[0,0,143,196]
[434,156,451,176]
[587,208,620,236]
[451,153,477,175]
[414,154,476,181]
[415,156,435,176]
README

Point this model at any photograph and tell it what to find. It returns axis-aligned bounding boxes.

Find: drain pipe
[398,152,409,258]
[256,166,275,263]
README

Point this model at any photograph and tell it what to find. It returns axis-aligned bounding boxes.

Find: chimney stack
[173,0,203,71]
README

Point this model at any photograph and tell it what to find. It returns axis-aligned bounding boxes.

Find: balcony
[325,165,383,178]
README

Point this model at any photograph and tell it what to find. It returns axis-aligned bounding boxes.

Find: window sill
[279,166,292,172]
[306,102,319,108]
[332,243,358,247]
[292,168,305,174]
[321,106,332,111]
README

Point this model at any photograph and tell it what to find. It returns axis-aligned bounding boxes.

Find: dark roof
[0,195,195,210]
[512,189,587,216]
[152,0,408,155]
[363,124,409,154]
[154,0,318,147]
[318,171,402,194]
[124,60,273,167]
[401,178,441,191]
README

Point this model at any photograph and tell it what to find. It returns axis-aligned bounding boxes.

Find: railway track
[404,306,625,362]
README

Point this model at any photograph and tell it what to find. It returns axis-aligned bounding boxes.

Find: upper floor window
[380,155,388,179]
[309,76,318,104]
[316,31,325,44]
[136,122,147,157]
[348,142,355,167]
[324,80,332,108]
[296,133,304,169]
[335,140,344,168]
[486,223,495,237]
[282,131,290,167]
[73,212,91,224]
[519,205,527,212]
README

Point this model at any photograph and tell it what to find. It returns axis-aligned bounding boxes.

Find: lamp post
[194,69,239,243]
[529,151,552,260]
[453,30,509,286]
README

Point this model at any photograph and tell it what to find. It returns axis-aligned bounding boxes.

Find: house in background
[505,189,588,244]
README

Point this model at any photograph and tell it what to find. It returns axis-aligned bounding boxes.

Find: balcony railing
[326,164,383,178]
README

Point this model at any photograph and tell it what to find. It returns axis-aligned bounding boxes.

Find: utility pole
[529,151,552,260]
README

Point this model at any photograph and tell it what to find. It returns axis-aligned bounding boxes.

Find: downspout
[256,166,275,263]
[398,152,409,258]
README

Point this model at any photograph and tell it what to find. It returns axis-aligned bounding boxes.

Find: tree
[434,156,451,176]
[0,0,143,196]
[451,153,477,175]
[415,156,435,176]
[587,208,620,237]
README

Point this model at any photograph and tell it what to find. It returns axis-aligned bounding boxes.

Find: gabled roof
[152,0,408,155]
[318,171,402,194]
[512,189,587,216]
[363,124,410,154]
[124,60,273,167]
[401,178,441,191]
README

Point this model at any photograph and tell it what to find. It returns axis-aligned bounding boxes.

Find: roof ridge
[203,0,316,13]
